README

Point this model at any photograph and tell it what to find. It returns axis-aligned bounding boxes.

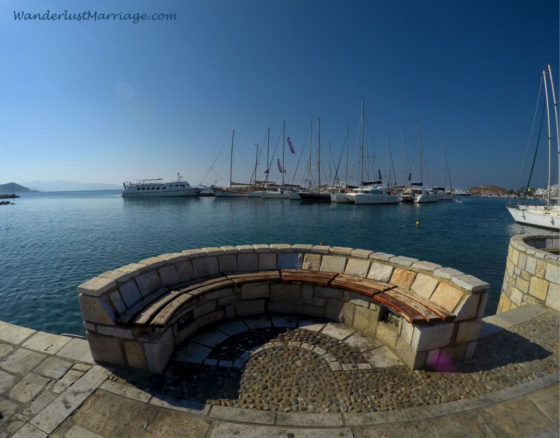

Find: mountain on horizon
[0,182,32,193]
[21,180,121,192]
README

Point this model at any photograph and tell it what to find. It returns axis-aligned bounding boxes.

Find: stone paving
[0,305,558,437]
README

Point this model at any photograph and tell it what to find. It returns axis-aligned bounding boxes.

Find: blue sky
[0,0,558,190]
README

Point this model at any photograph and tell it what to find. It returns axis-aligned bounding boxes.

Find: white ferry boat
[122,174,201,198]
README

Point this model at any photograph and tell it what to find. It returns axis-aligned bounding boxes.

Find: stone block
[477,292,489,318]
[510,287,524,305]
[515,276,529,293]
[192,256,220,278]
[376,321,398,348]
[175,260,195,282]
[236,299,265,316]
[455,293,481,320]
[96,325,134,339]
[238,253,258,271]
[498,294,512,313]
[206,288,234,302]
[175,321,198,344]
[323,299,344,322]
[301,285,325,306]
[545,282,560,311]
[158,265,179,287]
[311,244,330,254]
[119,281,142,307]
[411,322,454,351]
[465,340,477,359]
[433,267,464,280]
[268,301,296,314]
[518,253,527,270]
[77,276,116,297]
[22,331,70,355]
[389,256,418,267]
[86,331,125,366]
[297,304,325,319]
[395,337,424,369]
[411,273,438,299]
[344,258,371,277]
[400,320,414,345]
[411,261,442,272]
[124,340,147,369]
[302,253,322,270]
[367,262,394,282]
[429,282,464,313]
[198,310,225,328]
[525,257,537,275]
[511,247,520,264]
[536,260,545,277]
[241,283,270,299]
[270,283,301,301]
[278,252,302,269]
[456,320,482,343]
[193,301,216,318]
[270,243,292,252]
[370,252,394,261]
[218,254,238,272]
[109,290,126,315]
[545,263,559,283]
[342,302,355,325]
[351,248,373,259]
[351,305,378,336]
[202,246,223,256]
[390,268,416,289]
[451,274,489,292]
[79,295,115,325]
[314,286,343,300]
[136,270,162,297]
[145,328,174,374]
[348,292,371,308]
[529,276,549,300]
[329,246,353,255]
[9,372,49,404]
[253,244,271,252]
[258,252,277,270]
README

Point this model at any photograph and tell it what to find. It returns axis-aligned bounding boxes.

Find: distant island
[20,180,122,192]
[0,182,32,193]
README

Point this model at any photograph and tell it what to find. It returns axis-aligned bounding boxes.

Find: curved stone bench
[78,244,489,373]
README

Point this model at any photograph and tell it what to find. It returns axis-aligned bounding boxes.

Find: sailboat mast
[402,129,406,187]
[254,144,259,188]
[229,130,235,188]
[386,136,390,186]
[416,122,424,189]
[308,117,313,188]
[345,127,349,190]
[266,128,270,185]
[546,64,560,205]
[543,70,552,206]
[318,117,321,192]
[282,120,286,187]
[360,99,364,187]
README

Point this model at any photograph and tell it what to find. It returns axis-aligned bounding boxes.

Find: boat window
[157,187,160,190]
[162,187,166,189]
[181,185,185,188]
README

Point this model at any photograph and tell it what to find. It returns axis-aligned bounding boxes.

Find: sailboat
[507,65,560,231]
[330,127,352,203]
[346,100,400,205]
[212,130,252,197]
[411,122,439,203]
[433,144,454,200]
[299,117,331,201]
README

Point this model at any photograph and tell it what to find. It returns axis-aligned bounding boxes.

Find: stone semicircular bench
[77,244,489,374]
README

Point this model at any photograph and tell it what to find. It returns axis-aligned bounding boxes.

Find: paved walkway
[0,305,558,438]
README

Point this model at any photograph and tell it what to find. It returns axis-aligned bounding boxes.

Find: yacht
[122,174,200,198]
[346,186,400,204]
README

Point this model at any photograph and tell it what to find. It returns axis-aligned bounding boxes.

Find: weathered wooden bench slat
[226,271,281,285]
[374,292,426,323]
[383,289,441,322]
[280,269,338,286]
[133,290,182,325]
[390,287,455,321]
[150,293,196,327]
[117,287,170,325]
[177,276,233,294]
[330,274,394,297]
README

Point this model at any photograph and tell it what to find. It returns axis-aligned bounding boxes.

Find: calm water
[0,191,550,336]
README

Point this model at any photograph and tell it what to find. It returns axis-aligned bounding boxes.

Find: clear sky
[1,0,558,190]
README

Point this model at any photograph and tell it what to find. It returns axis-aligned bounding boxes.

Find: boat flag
[287,137,295,154]
[277,158,284,173]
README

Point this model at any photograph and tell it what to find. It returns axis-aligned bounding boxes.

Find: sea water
[0,191,550,335]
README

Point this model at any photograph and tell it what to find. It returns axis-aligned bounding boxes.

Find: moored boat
[122,174,200,198]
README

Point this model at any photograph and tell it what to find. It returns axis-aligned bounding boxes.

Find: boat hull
[414,192,440,203]
[349,193,400,204]
[330,192,351,203]
[507,206,560,231]
[212,187,249,197]
[299,192,331,201]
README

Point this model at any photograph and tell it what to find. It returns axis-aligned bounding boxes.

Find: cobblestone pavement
[0,305,558,437]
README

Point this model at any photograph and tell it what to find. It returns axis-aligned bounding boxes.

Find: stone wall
[77,244,489,373]
[499,234,559,313]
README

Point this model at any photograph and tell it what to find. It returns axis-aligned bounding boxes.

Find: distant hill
[468,186,512,196]
[22,180,121,192]
[0,182,32,193]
